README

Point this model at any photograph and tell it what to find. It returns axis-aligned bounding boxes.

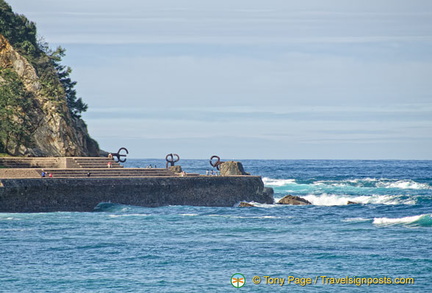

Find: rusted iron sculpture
[210,155,224,170]
[166,153,180,168]
[110,147,129,163]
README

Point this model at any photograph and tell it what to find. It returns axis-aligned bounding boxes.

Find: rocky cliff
[0,34,100,156]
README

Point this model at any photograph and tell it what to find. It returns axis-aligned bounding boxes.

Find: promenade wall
[0,176,274,212]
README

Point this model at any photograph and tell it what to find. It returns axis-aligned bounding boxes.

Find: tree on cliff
[0,0,37,57]
[0,0,99,156]
[49,45,88,118]
[0,0,87,119]
[0,69,34,154]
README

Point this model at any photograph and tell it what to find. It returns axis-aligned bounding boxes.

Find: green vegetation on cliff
[0,0,87,118]
[0,0,96,156]
[0,68,34,154]
[0,1,38,55]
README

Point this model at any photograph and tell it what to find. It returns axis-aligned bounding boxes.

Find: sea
[1,159,431,292]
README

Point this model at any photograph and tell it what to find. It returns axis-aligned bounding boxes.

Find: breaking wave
[342,218,370,223]
[376,180,430,190]
[264,176,427,206]
[262,178,296,186]
[273,194,416,206]
[373,214,432,227]
[263,177,430,190]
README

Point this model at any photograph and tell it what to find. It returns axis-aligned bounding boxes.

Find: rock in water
[278,195,312,205]
[219,161,248,176]
[237,202,255,207]
[263,187,274,199]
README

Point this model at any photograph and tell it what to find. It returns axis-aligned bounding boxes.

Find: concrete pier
[0,176,274,212]
[0,157,274,212]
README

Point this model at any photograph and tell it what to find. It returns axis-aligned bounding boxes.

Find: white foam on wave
[250,202,289,209]
[313,178,372,187]
[365,194,416,205]
[302,194,415,206]
[342,218,370,223]
[264,177,430,191]
[315,178,430,190]
[303,194,357,206]
[108,213,151,218]
[207,214,285,219]
[377,180,430,190]
[373,214,432,226]
[262,177,296,187]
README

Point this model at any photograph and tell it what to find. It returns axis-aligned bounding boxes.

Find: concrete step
[73,158,123,168]
[39,168,177,178]
[74,163,123,168]
[0,158,59,168]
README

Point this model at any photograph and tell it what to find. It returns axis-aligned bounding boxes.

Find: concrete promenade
[0,157,274,212]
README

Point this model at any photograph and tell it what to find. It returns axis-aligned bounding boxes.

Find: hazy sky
[6,0,432,159]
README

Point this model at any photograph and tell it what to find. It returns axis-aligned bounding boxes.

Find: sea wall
[0,176,274,213]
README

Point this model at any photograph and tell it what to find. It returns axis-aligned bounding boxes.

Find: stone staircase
[71,157,123,168]
[0,157,201,178]
[37,168,176,178]
[0,157,60,168]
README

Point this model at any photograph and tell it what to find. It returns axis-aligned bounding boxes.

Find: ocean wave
[262,177,296,186]
[373,214,432,227]
[316,178,430,190]
[298,194,416,206]
[377,180,430,190]
[207,214,285,219]
[0,217,16,221]
[108,213,151,218]
[264,177,430,190]
[342,218,371,223]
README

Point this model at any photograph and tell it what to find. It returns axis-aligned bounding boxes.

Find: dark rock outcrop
[277,195,312,205]
[219,161,248,176]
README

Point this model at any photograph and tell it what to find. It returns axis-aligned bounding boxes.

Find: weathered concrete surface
[0,169,41,178]
[168,165,183,173]
[0,157,121,169]
[0,176,274,212]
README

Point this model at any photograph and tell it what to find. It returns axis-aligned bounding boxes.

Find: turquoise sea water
[1,160,431,292]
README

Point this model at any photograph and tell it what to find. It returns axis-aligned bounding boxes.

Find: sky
[6,0,432,159]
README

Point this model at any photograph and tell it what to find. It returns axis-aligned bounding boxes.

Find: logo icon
[231,273,246,288]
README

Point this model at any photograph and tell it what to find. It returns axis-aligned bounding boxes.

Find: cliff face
[0,34,100,156]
